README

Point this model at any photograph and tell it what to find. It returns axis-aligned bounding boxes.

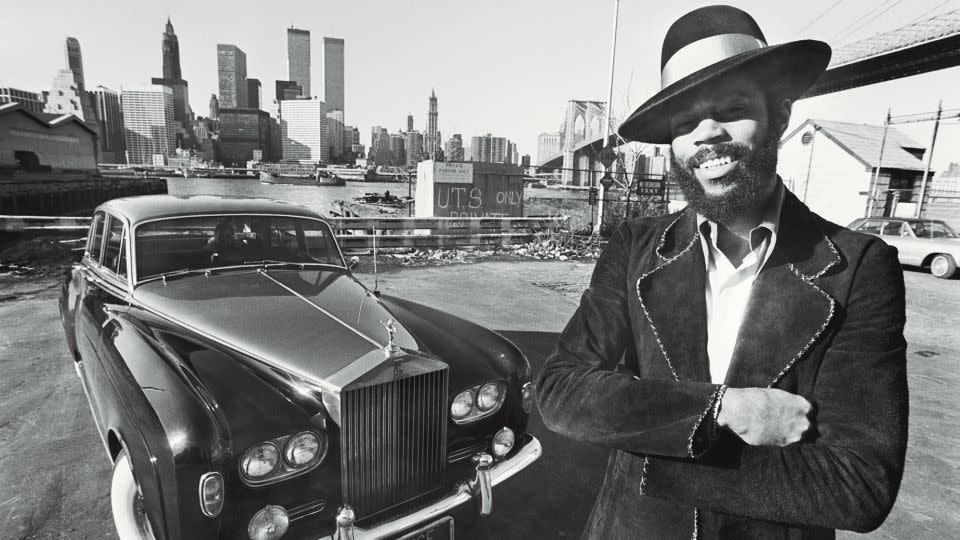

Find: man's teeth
[698,156,734,169]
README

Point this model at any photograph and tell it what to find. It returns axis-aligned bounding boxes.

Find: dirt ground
[0,261,956,539]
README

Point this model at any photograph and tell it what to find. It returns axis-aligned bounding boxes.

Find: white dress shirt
[697,183,785,384]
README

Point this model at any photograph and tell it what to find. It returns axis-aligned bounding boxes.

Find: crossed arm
[535,224,908,532]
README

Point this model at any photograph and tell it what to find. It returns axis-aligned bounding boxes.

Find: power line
[829,0,899,43]
[793,0,847,37]
[837,0,907,46]
[904,0,958,27]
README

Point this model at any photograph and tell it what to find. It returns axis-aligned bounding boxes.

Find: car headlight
[284,431,325,467]
[492,427,516,458]
[241,442,280,479]
[248,505,289,540]
[451,390,474,420]
[477,382,502,411]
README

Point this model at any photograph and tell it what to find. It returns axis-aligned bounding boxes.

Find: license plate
[396,517,453,540]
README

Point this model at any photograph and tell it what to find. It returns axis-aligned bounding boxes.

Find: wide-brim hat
[618,5,831,144]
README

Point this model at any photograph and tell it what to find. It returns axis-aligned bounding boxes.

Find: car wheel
[111,450,156,540]
[930,254,957,279]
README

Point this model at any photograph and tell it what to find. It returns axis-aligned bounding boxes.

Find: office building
[91,86,125,163]
[162,17,182,80]
[470,133,513,164]
[389,133,406,165]
[208,94,219,119]
[219,108,271,165]
[280,98,326,163]
[121,85,176,164]
[537,132,562,164]
[217,44,247,109]
[326,109,344,162]
[246,79,261,109]
[323,37,344,114]
[0,88,44,114]
[405,130,424,167]
[407,113,413,132]
[426,90,438,159]
[444,134,464,162]
[65,37,85,92]
[287,28,311,97]
[45,69,85,119]
[275,80,302,102]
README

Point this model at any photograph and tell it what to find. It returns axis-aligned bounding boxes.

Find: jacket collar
[638,190,840,386]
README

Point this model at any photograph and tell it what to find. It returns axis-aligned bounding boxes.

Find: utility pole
[593,0,620,235]
[866,109,890,217]
[915,101,942,218]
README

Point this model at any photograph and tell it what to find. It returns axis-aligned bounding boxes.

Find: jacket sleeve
[536,222,724,459]
[641,239,908,533]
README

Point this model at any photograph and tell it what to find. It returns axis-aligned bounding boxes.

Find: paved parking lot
[0,261,956,539]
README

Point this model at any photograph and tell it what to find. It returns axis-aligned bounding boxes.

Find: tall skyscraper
[91,86,125,163]
[0,88,45,114]
[537,132,562,164]
[162,18,182,80]
[470,133,513,163]
[287,28,311,97]
[65,37,85,92]
[153,18,190,124]
[121,85,176,164]
[407,113,413,132]
[280,98,326,163]
[322,37,344,115]
[45,69,84,119]
[219,108,271,165]
[326,109,344,162]
[209,94,219,119]
[427,90,438,159]
[217,44,247,109]
[405,131,424,167]
[444,134,464,161]
[246,79,261,109]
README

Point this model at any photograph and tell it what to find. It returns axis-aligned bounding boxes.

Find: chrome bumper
[328,435,541,540]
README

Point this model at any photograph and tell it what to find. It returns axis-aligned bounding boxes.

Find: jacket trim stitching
[686,384,723,457]
[636,217,699,382]
[691,508,699,540]
[656,211,688,261]
[800,235,841,280]
[638,456,650,495]
[768,263,837,387]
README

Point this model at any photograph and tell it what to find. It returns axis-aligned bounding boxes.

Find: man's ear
[773,98,793,139]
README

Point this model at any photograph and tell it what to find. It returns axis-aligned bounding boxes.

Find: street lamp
[593,0,620,235]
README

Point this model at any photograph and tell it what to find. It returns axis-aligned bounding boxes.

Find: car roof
[98,195,326,226]
[860,216,942,224]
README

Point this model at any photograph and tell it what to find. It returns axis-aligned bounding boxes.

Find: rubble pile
[390,248,491,267]
[0,238,76,276]
[512,231,605,261]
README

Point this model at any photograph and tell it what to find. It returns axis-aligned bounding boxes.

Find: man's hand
[717,387,813,446]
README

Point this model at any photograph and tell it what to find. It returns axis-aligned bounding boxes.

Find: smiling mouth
[697,155,736,170]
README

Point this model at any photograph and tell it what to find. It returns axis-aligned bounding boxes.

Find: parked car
[59,195,541,540]
[847,216,960,278]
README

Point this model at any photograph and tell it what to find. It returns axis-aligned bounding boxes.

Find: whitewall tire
[111,451,156,540]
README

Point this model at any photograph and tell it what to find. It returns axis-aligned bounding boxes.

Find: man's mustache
[686,142,751,169]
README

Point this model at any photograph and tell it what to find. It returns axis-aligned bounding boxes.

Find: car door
[883,220,923,265]
[77,213,132,436]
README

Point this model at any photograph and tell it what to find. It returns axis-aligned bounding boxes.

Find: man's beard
[669,132,779,223]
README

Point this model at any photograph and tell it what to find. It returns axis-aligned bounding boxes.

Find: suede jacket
[537,190,908,539]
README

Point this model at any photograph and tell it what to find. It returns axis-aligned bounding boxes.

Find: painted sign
[434,162,473,184]
[416,161,524,218]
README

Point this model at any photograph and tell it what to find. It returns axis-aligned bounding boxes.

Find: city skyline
[3,0,960,168]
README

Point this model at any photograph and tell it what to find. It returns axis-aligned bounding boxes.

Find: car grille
[340,367,448,519]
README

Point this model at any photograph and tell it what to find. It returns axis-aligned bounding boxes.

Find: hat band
[661,33,767,88]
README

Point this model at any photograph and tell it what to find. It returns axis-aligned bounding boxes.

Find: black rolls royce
[58,195,541,539]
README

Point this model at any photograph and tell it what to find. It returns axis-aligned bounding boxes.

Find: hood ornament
[381,319,401,358]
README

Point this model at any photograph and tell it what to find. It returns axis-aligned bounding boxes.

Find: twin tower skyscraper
[285,27,344,115]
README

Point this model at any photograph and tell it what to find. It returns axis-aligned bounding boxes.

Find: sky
[2,0,960,169]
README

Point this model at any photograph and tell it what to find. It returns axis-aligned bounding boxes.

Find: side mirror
[348,256,360,270]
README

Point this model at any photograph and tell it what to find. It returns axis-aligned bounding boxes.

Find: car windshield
[910,220,958,239]
[135,214,343,281]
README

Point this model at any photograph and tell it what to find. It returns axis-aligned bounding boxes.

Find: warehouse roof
[782,119,926,172]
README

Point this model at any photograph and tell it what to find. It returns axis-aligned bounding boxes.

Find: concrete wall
[0,111,97,171]
[779,127,872,226]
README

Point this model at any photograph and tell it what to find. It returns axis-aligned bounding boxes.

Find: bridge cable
[829,0,901,44]
[792,0,847,38]
[838,0,910,45]
[903,0,959,27]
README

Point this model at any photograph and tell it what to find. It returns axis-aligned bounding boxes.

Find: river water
[164,177,414,217]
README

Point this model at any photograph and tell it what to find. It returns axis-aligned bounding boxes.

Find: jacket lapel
[635,209,711,382]
[723,192,841,387]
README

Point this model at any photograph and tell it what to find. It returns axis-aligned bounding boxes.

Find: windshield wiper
[243,260,344,270]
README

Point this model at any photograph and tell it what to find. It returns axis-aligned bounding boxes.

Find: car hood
[132,268,418,386]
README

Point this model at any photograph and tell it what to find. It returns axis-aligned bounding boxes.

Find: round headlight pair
[450,382,505,422]
[240,432,324,480]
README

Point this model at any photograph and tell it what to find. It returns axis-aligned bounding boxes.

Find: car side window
[103,216,126,276]
[880,221,902,236]
[116,227,129,278]
[88,212,106,264]
[858,219,883,234]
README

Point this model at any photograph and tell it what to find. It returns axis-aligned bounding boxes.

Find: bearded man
[537,5,908,539]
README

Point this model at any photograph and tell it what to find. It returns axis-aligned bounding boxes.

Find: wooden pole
[593,0,620,235]
[915,101,941,218]
[866,109,891,217]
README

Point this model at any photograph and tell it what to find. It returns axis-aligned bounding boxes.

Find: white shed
[779,119,927,226]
